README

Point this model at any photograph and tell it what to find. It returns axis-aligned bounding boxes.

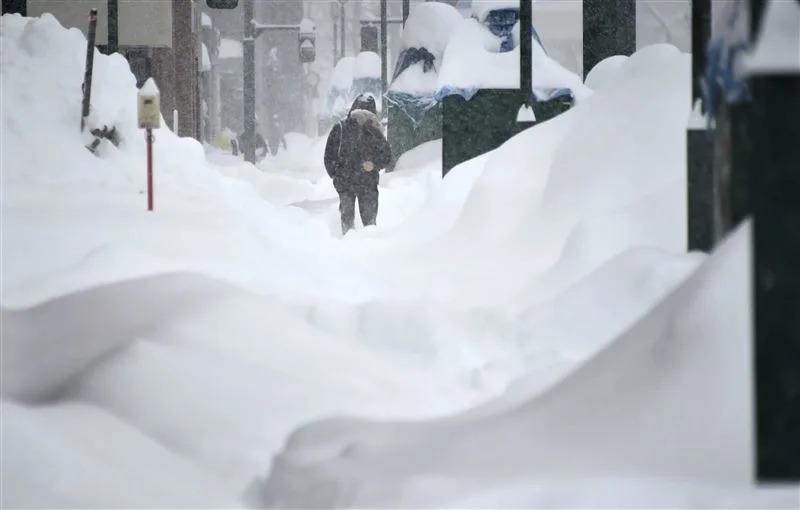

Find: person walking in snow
[324,94,391,235]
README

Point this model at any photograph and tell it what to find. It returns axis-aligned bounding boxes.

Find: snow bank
[436,17,591,100]
[259,222,799,508]
[584,55,629,91]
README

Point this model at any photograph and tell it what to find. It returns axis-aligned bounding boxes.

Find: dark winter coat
[324,108,391,193]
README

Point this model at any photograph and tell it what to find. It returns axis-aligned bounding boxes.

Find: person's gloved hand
[362,160,375,172]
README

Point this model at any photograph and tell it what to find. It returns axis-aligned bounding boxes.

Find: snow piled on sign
[353,51,380,80]
[2,10,799,510]
[471,0,520,22]
[436,17,591,99]
[400,1,464,61]
[218,38,242,60]
[329,55,355,91]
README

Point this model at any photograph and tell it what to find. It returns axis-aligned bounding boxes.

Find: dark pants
[338,185,379,234]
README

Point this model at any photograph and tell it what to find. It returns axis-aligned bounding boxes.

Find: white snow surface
[2,12,798,510]
[437,17,592,100]
[329,55,355,91]
[353,51,380,80]
[400,1,465,62]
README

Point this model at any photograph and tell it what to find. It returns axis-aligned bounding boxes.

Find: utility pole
[108,0,118,54]
[340,0,346,59]
[380,0,387,108]
[242,0,257,163]
[748,0,800,484]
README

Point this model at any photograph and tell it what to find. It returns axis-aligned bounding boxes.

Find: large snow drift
[3,10,798,510]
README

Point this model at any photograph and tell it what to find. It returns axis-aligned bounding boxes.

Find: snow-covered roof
[354,51,381,80]
[400,1,464,61]
[329,56,355,91]
[201,12,212,27]
[437,18,591,99]
[471,0,519,22]
[201,43,211,71]
[219,38,242,60]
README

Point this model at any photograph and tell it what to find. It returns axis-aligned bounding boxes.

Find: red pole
[146,128,154,211]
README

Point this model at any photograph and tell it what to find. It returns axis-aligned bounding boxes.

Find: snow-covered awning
[435,18,591,103]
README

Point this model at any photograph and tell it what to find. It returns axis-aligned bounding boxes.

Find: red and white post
[138,78,161,212]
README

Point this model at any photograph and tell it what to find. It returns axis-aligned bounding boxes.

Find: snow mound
[259,222,799,508]
[584,55,629,91]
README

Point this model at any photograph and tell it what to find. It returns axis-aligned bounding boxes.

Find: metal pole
[340,0,346,59]
[81,8,98,132]
[380,0,387,105]
[691,0,710,109]
[243,0,256,163]
[108,0,118,54]
[146,128,154,211]
[402,0,409,25]
[520,0,532,103]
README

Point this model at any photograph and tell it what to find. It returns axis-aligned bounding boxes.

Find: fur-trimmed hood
[348,108,382,131]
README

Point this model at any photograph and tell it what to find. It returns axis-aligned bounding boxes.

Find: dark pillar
[2,0,26,15]
[687,129,715,251]
[402,0,409,24]
[380,0,387,109]
[340,0,346,59]
[107,0,119,54]
[582,0,636,79]
[519,0,532,102]
[750,0,800,483]
[686,0,713,252]
[242,0,256,163]
[174,0,195,139]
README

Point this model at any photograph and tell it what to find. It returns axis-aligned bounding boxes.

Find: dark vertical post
[2,0,27,15]
[582,0,636,79]
[380,0,387,107]
[686,0,713,252]
[519,0,532,104]
[402,0,410,25]
[750,0,800,483]
[340,0,346,58]
[243,0,256,163]
[107,0,119,54]
[691,0,711,108]
[81,8,99,132]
